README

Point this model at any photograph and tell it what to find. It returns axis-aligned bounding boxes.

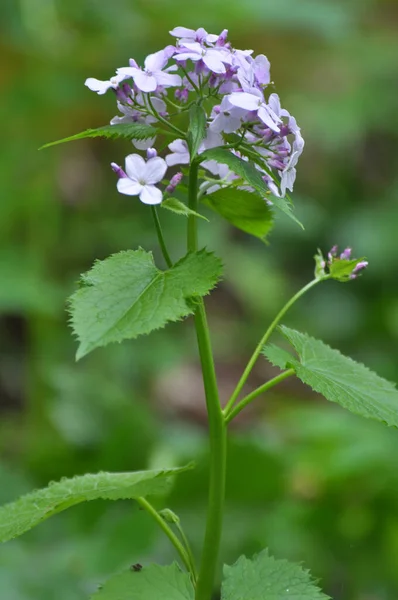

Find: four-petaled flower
[174,42,232,74]
[116,154,167,204]
[85,73,128,95]
[118,48,182,93]
[228,90,281,132]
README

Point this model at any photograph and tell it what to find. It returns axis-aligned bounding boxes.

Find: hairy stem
[151,206,173,268]
[224,279,320,415]
[188,161,227,600]
[136,497,194,578]
[225,369,295,424]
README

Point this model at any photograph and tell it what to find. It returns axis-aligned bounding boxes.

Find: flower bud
[340,247,352,260]
[166,172,183,194]
[110,162,127,178]
[146,148,158,159]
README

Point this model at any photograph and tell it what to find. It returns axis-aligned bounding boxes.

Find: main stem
[188,161,227,600]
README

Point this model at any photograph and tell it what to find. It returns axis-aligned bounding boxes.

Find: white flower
[228,89,281,132]
[117,154,167,204]
[85,73,128,95]
[209,96,247,134]
[117,49,181,93]
[280,151,300,197]
[174,42,232,74]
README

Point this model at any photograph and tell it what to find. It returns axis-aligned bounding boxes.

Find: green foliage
[264,326,398,427]
[203,188,273,241]
[40,123,158,149]
[314,250,367,282]
[222,549,329,600]
[187,104,207,160]
[161,198,208,221]
[69,249,223,359]
[91,563,194,599]
[200,148,303,228]
[0,466,192,543]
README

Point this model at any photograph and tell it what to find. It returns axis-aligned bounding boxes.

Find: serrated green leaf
[161,197,208,221]
[91,563,194,600]
[69,249,222,359]
[200,148,303,228]
[203,188,273,240]
[187,103,207,160]
[222,549,329,600]
[268,326,398,427]
[0,466,192,543]
[40,122,157,149]
[263,344,296,370]
[328,257,367,282]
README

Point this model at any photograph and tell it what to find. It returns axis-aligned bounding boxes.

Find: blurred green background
[1,1,398,598]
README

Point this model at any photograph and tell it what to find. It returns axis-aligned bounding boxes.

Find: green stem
[225,369,295,424]
[187,160,199,250]
[175,520,198,581]
[147,95,186,137]
[150,206,173,268]
[187,161,227,600]
[224,279,320,416]
[136,497,193,577]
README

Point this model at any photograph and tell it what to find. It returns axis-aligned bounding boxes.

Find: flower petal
[117,178,143,196]
[85,78,112,94]
[144,50,168,73]
[174,52,201,62]
[144,157,167,184]
[203,53,226,74]
[133,70,158,92]
[155,72,182,87]
[228,92,261,111]
[170,26,196,38]
[257,105,280,132]
[139,185,163,205]
[124,154,146,180]
[132,137,157,150]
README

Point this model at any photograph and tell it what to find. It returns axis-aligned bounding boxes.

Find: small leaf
[222,549,329,600]
[0,466,193,543]
[161,197,208,221]
[91,563,194,600]
[187,103,207,160]
[69,249,222,359]
[200,148,303,228]
[265,326,398,427]
[203,188,273,241]
[264,344,296,370]
[40,122,158,149]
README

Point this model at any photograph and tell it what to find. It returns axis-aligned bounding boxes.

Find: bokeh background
[1,1,398,598]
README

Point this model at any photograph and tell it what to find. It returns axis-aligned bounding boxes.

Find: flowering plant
[1,26,396,600]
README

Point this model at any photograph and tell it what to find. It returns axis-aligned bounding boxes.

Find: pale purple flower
[237,54,270,91]
[174,42,232,74]
[117,49,181,93]
[228,90,281,132]
[165,139,190,167]
[170,26,219,45]
[116,154,167,205]
[209,96,247,133]
[85,73,128,95]
[165,131,222,167]
[280,150,300,196]
[166,172,183,194]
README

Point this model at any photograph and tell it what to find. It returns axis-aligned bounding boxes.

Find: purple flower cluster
[85,26,304,205]
[317,246,368,281]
